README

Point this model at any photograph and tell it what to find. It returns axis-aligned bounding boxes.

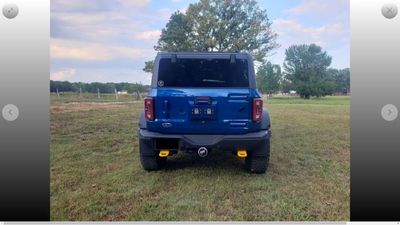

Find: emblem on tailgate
[161,122,172,128]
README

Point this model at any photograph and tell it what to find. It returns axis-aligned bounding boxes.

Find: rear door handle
[163,99,169,118]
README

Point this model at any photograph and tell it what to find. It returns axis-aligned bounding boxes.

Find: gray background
[351,0,400,220]
[0,0,50,221]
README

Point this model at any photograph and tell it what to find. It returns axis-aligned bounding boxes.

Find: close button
[381,3,398,19]
[2,104,19,122]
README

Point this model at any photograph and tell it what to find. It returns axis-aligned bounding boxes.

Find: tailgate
[148,88,260,134]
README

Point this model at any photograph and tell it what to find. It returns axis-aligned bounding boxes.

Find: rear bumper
[138,129,271,156]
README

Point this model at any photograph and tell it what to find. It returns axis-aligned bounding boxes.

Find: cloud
[270,16,349,68]
[51,0,172,43]
[51,0,113,13]
[158,8,175,20]
[284,1,329,15]
[51,3,173,49]
[273,19,344,45]
[273,0,349,68]
[51,2,165,43]
[52,0,151,12]
[118,0,151,8]
[51,39,146,61]
[279,0,349,51]
[51,68,76,81]
[134,30,161,41]
[51,11,138,41]
[284,0,348,16]
[51,67,152,84]
[51,40,110,61]
[53,12,127,25]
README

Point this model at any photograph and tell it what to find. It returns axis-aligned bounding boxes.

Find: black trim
[138,129,270,157]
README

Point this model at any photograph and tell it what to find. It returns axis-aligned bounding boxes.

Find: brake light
[252,98,263,122]
[144,97,155,121]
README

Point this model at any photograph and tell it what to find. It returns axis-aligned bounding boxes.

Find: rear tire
[140,155,166,171]
[246,140,270,174]
[139,139,166,171]
[246,156,268,174]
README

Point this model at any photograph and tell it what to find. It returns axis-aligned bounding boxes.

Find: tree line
[50,80,149,94]
[257,44,350,98]
[143,0,350,99]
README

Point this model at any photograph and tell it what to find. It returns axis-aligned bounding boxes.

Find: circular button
[2,3,19,19]
[381,104,398,122]
[2,104,19,122]
[382,3,398,19]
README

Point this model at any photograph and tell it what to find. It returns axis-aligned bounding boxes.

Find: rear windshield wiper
[202,79,225,83]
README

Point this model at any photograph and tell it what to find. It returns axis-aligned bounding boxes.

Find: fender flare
[261,109,271,130]
[139,111,147,129]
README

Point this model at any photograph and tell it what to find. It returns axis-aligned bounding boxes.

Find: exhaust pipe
[197,147,208,157]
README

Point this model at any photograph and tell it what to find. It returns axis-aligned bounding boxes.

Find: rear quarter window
[157,58,249,88]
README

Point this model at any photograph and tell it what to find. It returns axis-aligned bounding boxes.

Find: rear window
[157,58,249,88]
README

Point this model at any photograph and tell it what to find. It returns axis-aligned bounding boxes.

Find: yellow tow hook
[159,150,170,157]
[237,149,247,158]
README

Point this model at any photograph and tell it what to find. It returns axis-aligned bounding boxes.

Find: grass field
[50,95,350,221]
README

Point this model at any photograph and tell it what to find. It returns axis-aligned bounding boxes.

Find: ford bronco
[138,52,271,173]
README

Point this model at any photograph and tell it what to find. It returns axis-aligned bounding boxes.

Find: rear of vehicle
[138,52,271,173]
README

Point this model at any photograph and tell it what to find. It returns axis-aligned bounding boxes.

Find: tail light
[252,98,263,122]
[144,97,155,121]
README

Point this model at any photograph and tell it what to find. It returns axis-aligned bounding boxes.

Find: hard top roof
[157,51,252,57]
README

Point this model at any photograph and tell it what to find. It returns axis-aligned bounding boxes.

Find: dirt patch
[51,102,127,113]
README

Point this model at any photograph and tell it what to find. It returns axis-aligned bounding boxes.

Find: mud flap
[250,138,270,158]
[139,133,157,156]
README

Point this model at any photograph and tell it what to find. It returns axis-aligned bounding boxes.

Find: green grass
[50,96,350,221]
[266,95,350,105]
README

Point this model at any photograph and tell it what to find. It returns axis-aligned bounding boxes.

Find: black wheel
[245,156,268,174]
[140,155,166,171]
[139,140,166,171]
[245,140,270,174]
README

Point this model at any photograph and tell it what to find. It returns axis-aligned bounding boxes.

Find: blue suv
[138,52,271,173]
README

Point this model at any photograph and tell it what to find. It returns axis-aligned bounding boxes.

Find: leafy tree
[328,68,350,94]
[280,79,293,94]
[143,60,154,73]
[50,80,77,92]
[155,11,194,52]
[283,44,333,99]
[144,0,279,72]
[256,62,282,95]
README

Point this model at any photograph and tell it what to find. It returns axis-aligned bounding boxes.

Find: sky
[50,0,350,84]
